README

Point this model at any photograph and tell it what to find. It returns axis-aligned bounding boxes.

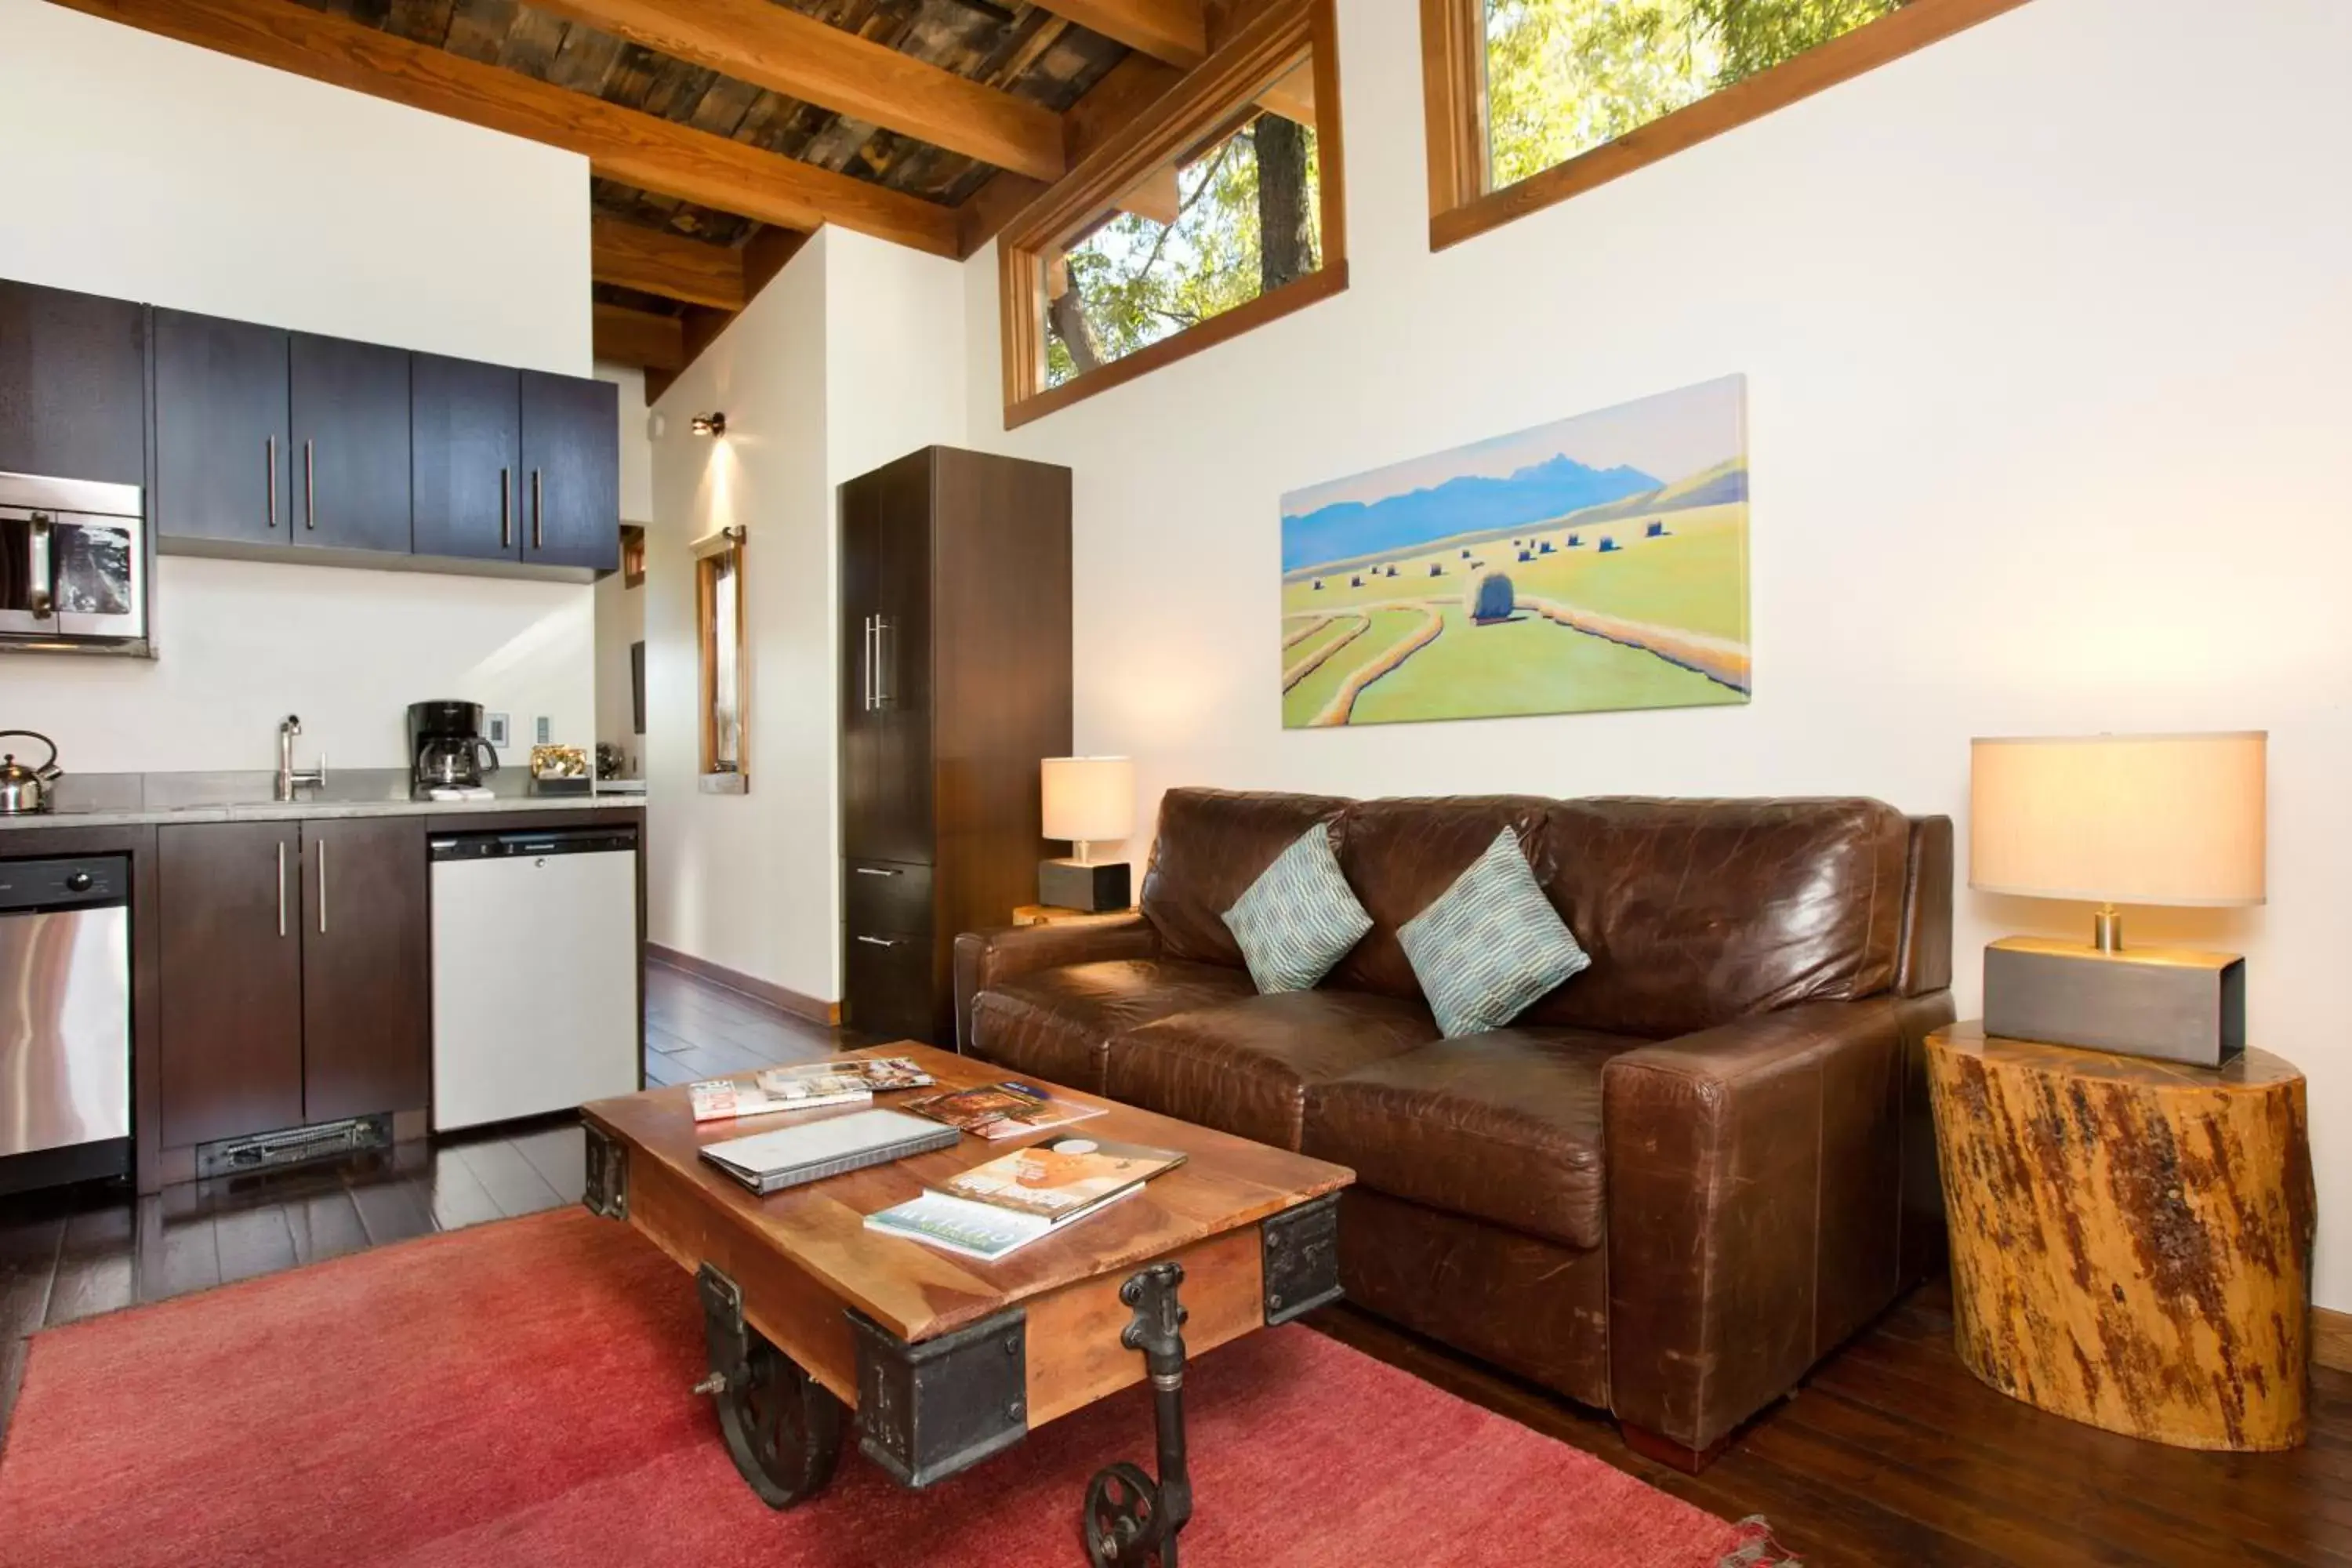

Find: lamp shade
[1041,756,1134,844]
[1969,732,2266,907]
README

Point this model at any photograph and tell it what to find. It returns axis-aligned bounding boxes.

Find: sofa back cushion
[1330,796,1552,999]
[1139,788,1355,968]
[1524,797,1912,1036]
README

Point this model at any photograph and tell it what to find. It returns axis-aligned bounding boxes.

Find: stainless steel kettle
[0,731,62,815]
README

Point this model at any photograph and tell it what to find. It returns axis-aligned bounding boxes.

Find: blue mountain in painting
[1282,455,1661,572]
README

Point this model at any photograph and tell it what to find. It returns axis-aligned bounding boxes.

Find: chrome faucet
[276,714,328,800]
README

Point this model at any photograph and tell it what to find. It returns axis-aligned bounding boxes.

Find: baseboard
[2318,1306,2351,1374]
[646,943,841,1027]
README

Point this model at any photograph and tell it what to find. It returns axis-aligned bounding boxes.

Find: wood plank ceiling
[48,0,1247,395]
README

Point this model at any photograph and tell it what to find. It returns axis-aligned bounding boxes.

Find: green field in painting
[1282,613,1366,671]
[1282,607,1429,726]
[1347,606,1735,724]
[1279,506,1748,642]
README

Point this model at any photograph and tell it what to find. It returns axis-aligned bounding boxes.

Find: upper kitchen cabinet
[519,370,619,573]
[289,333,411,554]
[0,279,147,486]
[412,353,521,563]
[154,307,290,546]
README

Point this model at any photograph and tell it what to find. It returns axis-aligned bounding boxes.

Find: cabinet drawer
[846,858,931,936]
[844,928,935,1044]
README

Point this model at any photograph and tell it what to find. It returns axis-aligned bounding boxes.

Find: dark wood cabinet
[520,370,619,572]
[289,333,411,554]
[153,308,290,546]
[157,821,304,1148]
[412,353,521,562]
[299,818,430,1123]
[838,446,1073,1044]
[0,279,147,485]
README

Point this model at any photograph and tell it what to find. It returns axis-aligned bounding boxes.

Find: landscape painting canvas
[1280,376,1750,728]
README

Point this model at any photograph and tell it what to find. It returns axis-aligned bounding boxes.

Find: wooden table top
[1929,1020,2300,1093]
[582,1043,1352,1345]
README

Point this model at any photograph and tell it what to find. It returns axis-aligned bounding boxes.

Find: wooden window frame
[997,0,1348,430]
[1421,0,2033,252]
[693,525,749,794]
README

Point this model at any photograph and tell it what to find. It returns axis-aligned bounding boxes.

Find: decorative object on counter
[528,743,591,795]
[595,742,626,780]
[1970,731,2265,1065]
[695,524,748,795]
[1926,1021,2313,1450]
[1278,375,1751,728]
[0,730,64,815]
[409,700,497,790]
[1038,756,1134,912]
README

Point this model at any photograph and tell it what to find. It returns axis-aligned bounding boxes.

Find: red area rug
[0,1207,1778,1566]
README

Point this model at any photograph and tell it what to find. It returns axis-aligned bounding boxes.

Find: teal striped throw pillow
[1399,827,1590,1038]
[1221,822,1373,993]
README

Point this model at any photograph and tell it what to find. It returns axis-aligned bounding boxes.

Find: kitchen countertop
[0,769,646,830]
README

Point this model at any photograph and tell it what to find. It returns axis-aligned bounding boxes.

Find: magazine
[747,1064,877,1110]
[699,1109,961,1196]
[808,1055,935,1092]
[938,1135,1186,1221]
[688,1078,799,1122]
[901,1080,1107,1140]
[863,1184,1143,1262]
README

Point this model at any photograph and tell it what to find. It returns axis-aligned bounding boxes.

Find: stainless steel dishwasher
[0,854,132,1192]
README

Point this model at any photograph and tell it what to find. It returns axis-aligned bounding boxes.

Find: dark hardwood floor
[1,959,2342,1566]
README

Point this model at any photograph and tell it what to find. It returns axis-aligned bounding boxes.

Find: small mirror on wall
[694,525,748,794]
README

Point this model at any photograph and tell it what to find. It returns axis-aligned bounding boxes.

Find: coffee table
[579,1043,1352,1566]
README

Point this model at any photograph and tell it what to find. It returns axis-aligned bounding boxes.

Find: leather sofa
[953,788,1955,1468]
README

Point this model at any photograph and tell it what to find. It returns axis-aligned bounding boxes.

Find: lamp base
[1038,858,1131,913]
[1982,937,2245,1066]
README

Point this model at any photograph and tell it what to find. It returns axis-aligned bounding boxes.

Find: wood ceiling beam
[49,0,960,257]
[593,303,686,372]
[957,53,1181,258]
[590,217,747,311]
[528,0,1067,182]
[1039,0,1208,67]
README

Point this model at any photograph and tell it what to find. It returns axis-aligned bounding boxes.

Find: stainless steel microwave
[0,472,149,655]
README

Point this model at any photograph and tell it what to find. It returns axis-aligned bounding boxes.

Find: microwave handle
[26,514,53,619]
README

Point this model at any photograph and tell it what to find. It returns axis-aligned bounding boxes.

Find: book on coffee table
[938,1134,1186,1220]
[690,1068,873,1123]
[699,1109,960,1196]
[901,1080,1107,1140]
[862,1183,1145,1262]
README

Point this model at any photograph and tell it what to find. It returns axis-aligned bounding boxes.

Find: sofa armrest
[952,914,1162,1052]
[1601,994,1947,1454]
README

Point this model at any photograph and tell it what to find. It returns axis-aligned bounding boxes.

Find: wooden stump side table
[1925,1021,2315,1450]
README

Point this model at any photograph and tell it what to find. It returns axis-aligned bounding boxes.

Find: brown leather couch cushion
[1105,991,1439,1150]
[1328,795,1554,1000]
[1303,1025,1641,1250]
[1526,797,1912,1037]
[1138,788,1354,969]
[967,958,1254,1094]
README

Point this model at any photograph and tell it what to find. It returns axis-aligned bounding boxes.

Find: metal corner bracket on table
[582,1122,629,1220]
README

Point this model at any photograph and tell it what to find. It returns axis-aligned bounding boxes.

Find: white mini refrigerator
[430,825,641,1131]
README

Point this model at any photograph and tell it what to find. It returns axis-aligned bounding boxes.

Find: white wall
[956,0,2352,1307]
[592,364,653,773]
[0,0,596,770]
[644,229,966,1000]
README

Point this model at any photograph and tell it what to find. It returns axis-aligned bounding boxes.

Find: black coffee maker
[408,700,499,789]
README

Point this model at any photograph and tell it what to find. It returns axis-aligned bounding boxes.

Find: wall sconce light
[691,412,728,437]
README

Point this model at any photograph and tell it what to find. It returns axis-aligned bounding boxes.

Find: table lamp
[1039,756,1135,912]
[1969,731,2265,1065]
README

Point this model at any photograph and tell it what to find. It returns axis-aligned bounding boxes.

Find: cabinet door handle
[266,437,278,528]
[532,469,544,550]
[276,841,289,938]
[863,615,877,711]
[303,439,316,530]
[855,935,902,948]
[873,615,892,710]
[317,839,328,935]
[853,866,899,877]
[500,466,513,550]
[25,515,53,619]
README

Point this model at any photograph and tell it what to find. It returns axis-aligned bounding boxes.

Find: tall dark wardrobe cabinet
[839,446,1073,1044]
